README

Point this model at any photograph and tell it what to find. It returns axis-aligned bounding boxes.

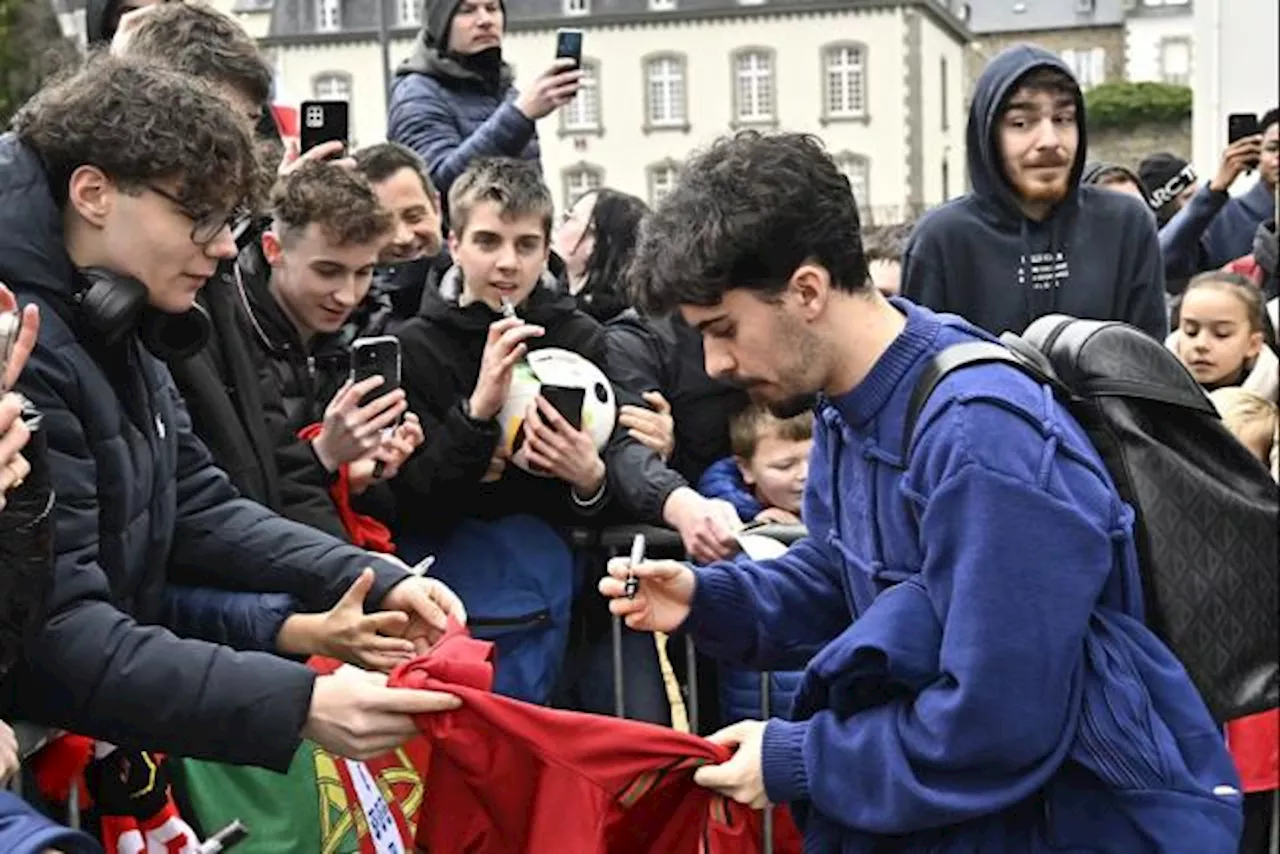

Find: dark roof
[964,0,1125,34]
[261,0,972,45]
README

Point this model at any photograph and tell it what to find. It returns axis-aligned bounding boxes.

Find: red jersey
[389,621,801,854]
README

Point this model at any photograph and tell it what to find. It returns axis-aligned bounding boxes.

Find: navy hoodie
[902,45,1168,340]
[686,299,1242,851]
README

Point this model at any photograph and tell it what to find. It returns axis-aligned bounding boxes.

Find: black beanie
[426,0,506,51]
[1139,152,1197,209]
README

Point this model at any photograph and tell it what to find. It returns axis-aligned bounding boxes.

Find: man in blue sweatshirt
[603,130,1242,852]
[902,45,1168,341]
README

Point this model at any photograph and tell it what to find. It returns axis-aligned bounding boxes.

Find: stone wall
[1086,119,1192,170]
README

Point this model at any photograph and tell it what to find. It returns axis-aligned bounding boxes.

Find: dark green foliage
[1086,80,1193,130]
[0,0,80,126]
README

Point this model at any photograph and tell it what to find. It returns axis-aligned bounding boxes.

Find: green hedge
[1085,81,1193,130]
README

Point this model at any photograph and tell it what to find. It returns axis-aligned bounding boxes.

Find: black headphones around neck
[76,266,211,361]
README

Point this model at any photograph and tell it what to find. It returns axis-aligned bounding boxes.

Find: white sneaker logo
[155,413,166,440]
[1212,785,1240,797]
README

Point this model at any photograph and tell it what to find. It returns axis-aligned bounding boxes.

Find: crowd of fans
[0,0,1276,851]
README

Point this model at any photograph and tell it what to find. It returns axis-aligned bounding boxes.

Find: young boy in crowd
[698,405,812,526]
[697,405,813,725]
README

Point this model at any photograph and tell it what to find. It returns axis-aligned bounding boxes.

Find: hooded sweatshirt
[686,299,1242,851]
[386,0,539,207]
[902,45,1168,341]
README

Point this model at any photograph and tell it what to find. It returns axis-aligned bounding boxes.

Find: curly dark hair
[448,157,554,239]
[271,160,395,247]
[14,53,259,217]
[628,131,869,314]
[118,1,272,108]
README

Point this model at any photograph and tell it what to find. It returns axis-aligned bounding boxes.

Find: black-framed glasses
[147,185,246,246]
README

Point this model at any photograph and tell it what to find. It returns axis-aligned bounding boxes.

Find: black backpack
[905,314,1279,723]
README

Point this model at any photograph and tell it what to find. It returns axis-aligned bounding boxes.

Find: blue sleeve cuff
[684,563,758,663]
[762,718,810,805]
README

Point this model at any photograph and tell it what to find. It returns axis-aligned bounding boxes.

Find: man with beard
[387,0,580,216]
[902,45,1167,340]
[601,131,1241,851]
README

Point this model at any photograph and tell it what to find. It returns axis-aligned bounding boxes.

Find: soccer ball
[497,348,617,476]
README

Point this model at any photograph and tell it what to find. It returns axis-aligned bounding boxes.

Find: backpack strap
[904,340,1053,460]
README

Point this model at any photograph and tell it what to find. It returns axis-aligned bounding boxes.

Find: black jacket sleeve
[12,347,316,771]
[602,315,688,524]
[164,379,409,612]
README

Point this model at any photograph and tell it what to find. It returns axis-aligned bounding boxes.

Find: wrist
[312,436,339,473]
[465,395,497,422]
[572,458,607,498]
[662,486,699,528]
[276,613,322,656]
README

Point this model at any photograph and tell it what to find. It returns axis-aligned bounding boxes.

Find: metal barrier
[597,522,808,854]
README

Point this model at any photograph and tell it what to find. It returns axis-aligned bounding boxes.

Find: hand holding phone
[1227,113,1262,172]
[514,34,583,121]
[300,100,350,156]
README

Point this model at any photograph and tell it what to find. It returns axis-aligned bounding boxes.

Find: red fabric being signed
[389,621,801,854]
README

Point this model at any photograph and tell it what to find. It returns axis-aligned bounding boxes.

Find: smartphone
[555,28,583,70]
[299,100,349,155]
[540,384,584,431]
[1227,112,1260,143]
[349,336,401,407]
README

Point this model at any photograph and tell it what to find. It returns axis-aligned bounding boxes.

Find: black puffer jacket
[605,310,749,487]
[234,242,350,434]
[394,267,684,531]
[234,240,398,522]
[167,225,345,539]
[0,134,410,770]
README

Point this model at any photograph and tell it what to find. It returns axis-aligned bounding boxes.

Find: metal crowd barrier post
[598,525,683,720]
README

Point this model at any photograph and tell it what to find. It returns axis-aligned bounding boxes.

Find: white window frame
[562,61,601,132]
[733,49,775,124]
[836,153,871,217]
[317,0,341,32]
[1157,37,1191,85]
[397,0,421,26]
[823,43,867,120]
[644,54,687,129]
[563,0,589,16]
[1060,46,1106,88]
[563,164,603,210]
[648,162,679,206]
[312,72,352,101]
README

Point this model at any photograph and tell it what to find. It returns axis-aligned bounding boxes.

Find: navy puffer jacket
[387,0,540,207]
[0,134,411,771]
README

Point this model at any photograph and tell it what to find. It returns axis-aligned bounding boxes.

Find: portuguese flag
[175,660,430,854]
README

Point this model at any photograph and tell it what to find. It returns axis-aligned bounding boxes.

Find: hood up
[966,44,1087,225]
